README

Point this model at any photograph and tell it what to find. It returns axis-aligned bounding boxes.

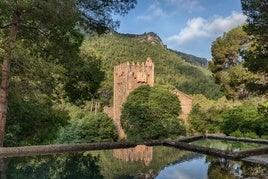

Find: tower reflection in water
[113,145,153,166]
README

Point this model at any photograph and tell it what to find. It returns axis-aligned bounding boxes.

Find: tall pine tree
[241,0,268,93]
[241,0,268,73]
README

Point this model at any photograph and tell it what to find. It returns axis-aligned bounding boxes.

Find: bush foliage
[56,111,118,144]
[221,103,268,138]
[188,95,268,139]
[121,85,186,141]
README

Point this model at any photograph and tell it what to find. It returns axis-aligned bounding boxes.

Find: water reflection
[191,138,266,151]
[5,153,103,178]
[113,145,153,166]
[156,154,208,179]
[1,145,267,178]
[157,154,267,179]
[206,156,241,178]
[93,146,187,178]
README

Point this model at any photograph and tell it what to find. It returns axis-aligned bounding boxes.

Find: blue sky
[115,0,247,59]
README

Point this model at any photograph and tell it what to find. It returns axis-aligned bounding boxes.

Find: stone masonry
[172,89,193,122]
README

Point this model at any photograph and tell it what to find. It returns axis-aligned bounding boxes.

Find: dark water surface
[1,140,267,178]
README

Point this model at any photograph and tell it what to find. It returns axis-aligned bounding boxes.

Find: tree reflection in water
[5,153,103,179]
[206,155,268,179]
[206,156,240,178]
[240,161,268,178]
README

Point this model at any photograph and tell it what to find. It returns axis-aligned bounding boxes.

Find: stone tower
[113,57,154,138]
[103,57,192,139]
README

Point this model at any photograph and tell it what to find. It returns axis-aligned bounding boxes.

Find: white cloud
[167,12,247,45]
[137,2,167,21]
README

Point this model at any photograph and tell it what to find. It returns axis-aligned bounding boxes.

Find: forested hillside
[170,49,208,68]
[82,32,222,104]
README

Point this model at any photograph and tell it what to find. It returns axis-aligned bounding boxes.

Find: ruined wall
[113,57,154,139]
[103,106,113,119]
[172,89,193,122]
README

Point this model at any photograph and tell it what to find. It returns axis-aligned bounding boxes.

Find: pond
[1,140,267,178]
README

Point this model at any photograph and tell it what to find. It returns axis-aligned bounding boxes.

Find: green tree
[241,0,268,73]
[63,54,105,104]
[0,0,136,146]
[5,94,69,146]
[220,104,268,138]
[210,27,248,72]
[209,26,257,100]
[241,0,268,93]
[121,85,186,141]
[188,104,224,134]
[57,112,117,144]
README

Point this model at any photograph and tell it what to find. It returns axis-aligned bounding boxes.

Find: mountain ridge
[112,31,208,68]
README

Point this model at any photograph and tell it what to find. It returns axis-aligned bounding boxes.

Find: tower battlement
[114,57,154,73]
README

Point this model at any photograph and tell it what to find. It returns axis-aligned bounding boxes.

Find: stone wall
[172,89,193,122]
[103,106,113,119]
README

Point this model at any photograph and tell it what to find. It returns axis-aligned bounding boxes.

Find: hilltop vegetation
[169,49,208,68]
[82,32,222,104]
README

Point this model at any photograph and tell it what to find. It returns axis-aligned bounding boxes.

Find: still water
[1,140,267,178]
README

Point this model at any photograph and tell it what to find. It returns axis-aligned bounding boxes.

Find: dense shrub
[56,112,117,143]
[221,103,268,138]
[188,104,222,134]
[187,95,230,134]
[121,85,186,141]
[188,95,268,139]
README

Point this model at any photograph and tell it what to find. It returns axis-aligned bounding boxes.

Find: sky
[115,0,247,60]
